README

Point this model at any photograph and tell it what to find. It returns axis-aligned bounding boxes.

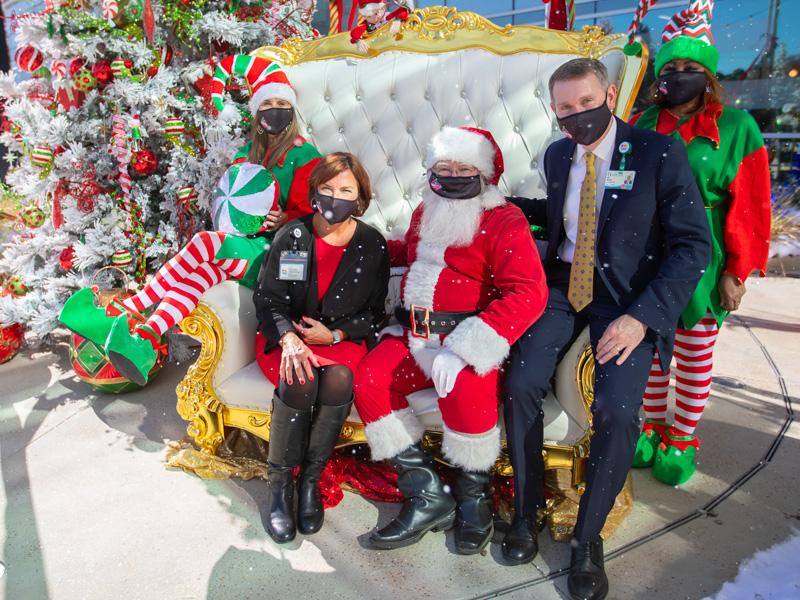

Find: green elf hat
[655,0,718,76]
[211,54,296,115]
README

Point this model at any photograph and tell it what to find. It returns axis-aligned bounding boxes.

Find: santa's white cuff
[444,316,510,376]
[442,425,501,472]
[364,407,424,462]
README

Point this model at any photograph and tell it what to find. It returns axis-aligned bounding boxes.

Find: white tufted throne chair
[176,6,648,494]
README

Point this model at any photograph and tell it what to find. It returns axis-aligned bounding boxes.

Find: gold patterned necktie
[568,151,597,312]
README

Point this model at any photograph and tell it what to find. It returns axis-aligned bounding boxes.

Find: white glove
[431,348,467,398]
[389,19,402,36]
[356,39,371,53]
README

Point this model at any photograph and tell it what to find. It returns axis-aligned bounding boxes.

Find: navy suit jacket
[511,117,711,368]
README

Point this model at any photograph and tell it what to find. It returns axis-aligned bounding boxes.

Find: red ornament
[212,39,231,54]
[69,57,88,76]
[59,245,76,270]
[130,148,158,176]
[160,44,174,68]
[15,46,44,72]
[91,59,114,87]
[0,323,24,365]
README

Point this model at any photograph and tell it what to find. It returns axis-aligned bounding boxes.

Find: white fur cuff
[444,316,510,376]
[364,408,424,462]
[442,425,501,472]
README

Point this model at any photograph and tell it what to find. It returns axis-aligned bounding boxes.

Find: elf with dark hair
[627,0,771,485]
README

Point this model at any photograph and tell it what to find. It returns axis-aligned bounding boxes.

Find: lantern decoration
[111,249,133,267]
[177,186,199,215]
[18,204,47,229]
[91,59,114,87]
[5,275,29,297]
[15,46,44,72]
[130,147,157,177]
[0,323,24,365]
[50,60,68,78]
[72,68,97,93]
[59,245,76,271]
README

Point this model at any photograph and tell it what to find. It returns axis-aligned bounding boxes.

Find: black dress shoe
[567,536,608,600]
[501,514,540,565]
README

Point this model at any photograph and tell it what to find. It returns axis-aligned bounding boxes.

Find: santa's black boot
[452,468,495,554]
[265,393,311,544]
[369,444,457,549]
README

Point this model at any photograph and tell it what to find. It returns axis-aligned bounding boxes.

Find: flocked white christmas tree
[0,0,317,342]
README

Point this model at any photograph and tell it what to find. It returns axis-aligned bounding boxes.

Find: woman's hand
[292,316,337,346]
[719,273,746,312]
[265,206,288,232]
[279,332,320,385]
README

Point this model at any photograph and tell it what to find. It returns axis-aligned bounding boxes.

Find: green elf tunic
[215,136,322,288]
[630,100,771,328]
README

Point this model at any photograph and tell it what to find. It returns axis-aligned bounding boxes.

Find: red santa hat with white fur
[426,126,505,186]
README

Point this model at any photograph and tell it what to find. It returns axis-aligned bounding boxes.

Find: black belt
[395,306,480,339]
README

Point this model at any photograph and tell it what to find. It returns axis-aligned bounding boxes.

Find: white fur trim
[250,82,297,114]
[359,2,385,16]
[480,186,506,211]
[444,316,510,376]
[426,127,495,181]
[377,323,404,342]
[364,408,424,462]
[442,425,501,472]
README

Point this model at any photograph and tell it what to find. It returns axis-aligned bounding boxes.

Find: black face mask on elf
[556,99,613,147]
[428,172,482,199]
[257,107,294,134]
[657,71,708,107]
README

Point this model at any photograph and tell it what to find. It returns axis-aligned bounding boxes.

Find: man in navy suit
[501,58,711,600]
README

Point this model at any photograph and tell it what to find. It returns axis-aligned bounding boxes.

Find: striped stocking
[643,355,670,422]
[672,311,719,436]
[120,231,249,336]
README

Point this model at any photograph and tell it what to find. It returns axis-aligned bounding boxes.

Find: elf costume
[349,1,410,47]
[627,0,771,484]
[60,57,317,386]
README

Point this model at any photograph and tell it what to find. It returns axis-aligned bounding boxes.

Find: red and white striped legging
[642,311,720,436]
[120,231,249,337]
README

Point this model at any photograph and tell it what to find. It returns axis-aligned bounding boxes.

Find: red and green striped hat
[212,55,296,115]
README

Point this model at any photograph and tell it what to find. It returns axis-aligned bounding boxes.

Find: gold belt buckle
[410,305,430,339]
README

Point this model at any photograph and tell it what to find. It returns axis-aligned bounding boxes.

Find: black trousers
[503,266,656,543]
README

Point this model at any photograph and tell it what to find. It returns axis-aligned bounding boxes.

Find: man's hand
[718,273,746,312]
[596,315,648,366]
[265,207,287,232]
[292,316,335,346]
[430,348,466,397]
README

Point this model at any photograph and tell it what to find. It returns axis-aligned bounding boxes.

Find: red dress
[256,234,368,386]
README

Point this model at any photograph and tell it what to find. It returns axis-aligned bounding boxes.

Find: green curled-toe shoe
[632,419,671,468]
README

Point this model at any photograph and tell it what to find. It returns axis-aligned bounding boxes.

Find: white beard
[418,187,483,248]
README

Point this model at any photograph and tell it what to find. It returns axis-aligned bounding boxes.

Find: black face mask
[428,172,482,199]
[657,71,708,107]
[256,107,293,134]
[314,191,359,225]
[557,100,613,147]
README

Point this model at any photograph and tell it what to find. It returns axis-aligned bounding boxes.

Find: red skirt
[255,331,368,387]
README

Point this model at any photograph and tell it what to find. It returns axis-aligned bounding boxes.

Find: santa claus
[353,127,548,554]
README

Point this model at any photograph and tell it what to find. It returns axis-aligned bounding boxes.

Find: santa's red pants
[353,336,500,434]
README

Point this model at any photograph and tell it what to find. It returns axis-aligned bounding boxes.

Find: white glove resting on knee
[431,348,467,397]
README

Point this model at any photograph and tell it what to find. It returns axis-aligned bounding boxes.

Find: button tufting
[356,94,362,101]
[306,127,313,133]
[460,90,466,97]
[534,88,542,97]
[390,92,396,100]
[424,92,430,99]
[338,127,345,133]
[407,126,412,133]
[513,126,520,133]
[324,95,330,101]
[371,126,378,133]
[387,160,393,166]
[531,160,538,169]
[386,224,393,232]
[403,193,409,200]
[498,89,504,97]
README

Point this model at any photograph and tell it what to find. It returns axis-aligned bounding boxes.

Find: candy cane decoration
[328,0,342,34]
[112,113,132,228]
[628,0,661,43]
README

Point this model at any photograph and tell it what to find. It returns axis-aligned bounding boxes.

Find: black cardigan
[254,213,390,354]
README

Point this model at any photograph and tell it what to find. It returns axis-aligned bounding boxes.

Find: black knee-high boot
[369,444,457,549]
[296,399,353,535]
[265,393,312,543]
[453,468,495,554]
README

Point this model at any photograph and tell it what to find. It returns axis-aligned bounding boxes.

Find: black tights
[278,364,354,411]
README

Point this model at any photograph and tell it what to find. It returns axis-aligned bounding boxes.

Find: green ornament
[212,163,278,236]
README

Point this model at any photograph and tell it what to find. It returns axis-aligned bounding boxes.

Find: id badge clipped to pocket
[279,251,309,281]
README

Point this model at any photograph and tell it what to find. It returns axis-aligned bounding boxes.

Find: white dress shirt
[558,118,617,263]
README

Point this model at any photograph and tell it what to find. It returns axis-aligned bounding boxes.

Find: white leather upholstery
[284,50,625,238]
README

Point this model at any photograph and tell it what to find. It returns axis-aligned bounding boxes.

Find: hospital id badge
[278,251,309,281]
[605,170,636,190]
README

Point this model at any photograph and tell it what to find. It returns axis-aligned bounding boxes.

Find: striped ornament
[101,0,119,20]
[15,46,44,72]
[165,116,186,137]
[177,186,199,215]
[30,146,54,168]
[50,60,68,78]
[110,58,132,77]
[111,249,133,267]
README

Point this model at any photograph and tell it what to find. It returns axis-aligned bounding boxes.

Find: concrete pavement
[0,276,798,600]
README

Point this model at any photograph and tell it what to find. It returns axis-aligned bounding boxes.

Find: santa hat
[212,55,296,115]
[426,127,504,187]
[358,1,387,17]
[655,0,717,76]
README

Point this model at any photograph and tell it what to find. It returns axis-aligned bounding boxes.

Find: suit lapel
[596,118,628,242]
[548,141,575,255]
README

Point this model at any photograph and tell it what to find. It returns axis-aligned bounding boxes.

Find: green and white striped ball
[212,163,279,236]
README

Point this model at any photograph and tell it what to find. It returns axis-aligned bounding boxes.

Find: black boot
[452,469,494,555]
[369,444,457,549]
[567,536,608,600]
[297,400,352,535]
[501,513,542,565]
[265,394,312,544]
